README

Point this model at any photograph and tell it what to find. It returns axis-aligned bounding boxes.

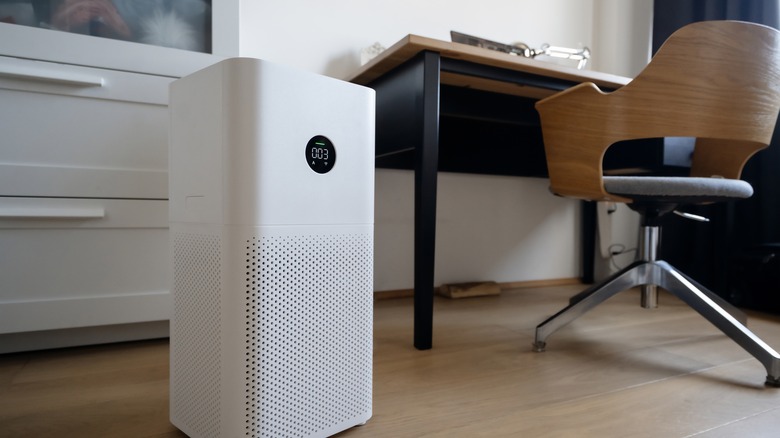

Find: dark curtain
[653,0,780,307]
[653,0,779,48]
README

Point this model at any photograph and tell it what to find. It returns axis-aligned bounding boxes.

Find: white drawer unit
[0,21,221,351]
[0,198,169,333]
[0,58,174,352]
[0,55,171,199]
[0,196,171,352]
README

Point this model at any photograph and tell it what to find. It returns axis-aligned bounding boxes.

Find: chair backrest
[535,20,780,202]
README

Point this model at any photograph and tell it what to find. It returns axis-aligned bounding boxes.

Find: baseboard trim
[374,288,415,300]
[374,278,583,300]
[499,277,583,290]
[0,321,169,354]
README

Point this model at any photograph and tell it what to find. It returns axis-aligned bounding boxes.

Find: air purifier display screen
[306,135,336,174]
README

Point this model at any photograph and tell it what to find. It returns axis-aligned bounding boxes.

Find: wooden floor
[3,284,780,437]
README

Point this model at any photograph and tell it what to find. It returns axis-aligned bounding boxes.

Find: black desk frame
[369,51,601,350]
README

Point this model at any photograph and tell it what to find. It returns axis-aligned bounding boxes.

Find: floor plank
[695,405,780,438]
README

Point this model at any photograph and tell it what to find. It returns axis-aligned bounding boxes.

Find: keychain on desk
[450,31,591,69]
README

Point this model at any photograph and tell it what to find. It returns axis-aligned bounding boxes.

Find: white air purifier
[168,58,375,438]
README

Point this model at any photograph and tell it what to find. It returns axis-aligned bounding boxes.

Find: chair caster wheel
[532,341,546,352]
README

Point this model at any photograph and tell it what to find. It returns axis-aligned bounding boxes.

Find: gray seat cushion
[603,176,753,201]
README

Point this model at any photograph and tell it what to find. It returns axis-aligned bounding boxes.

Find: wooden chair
[532,20,780,386]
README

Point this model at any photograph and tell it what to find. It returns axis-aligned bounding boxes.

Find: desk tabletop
[349,34,631,99]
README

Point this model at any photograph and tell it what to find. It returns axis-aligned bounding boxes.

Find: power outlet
[597,201,617,258]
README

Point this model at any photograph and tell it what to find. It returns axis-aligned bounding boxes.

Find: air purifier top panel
[170,58,376,227]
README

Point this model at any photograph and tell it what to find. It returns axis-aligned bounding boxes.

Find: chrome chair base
[533,259,780,387]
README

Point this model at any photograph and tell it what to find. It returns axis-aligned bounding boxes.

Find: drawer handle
[0,206,106,219]
[0,64,104,87]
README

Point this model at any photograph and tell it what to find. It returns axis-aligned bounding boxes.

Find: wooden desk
[349,35,631,350]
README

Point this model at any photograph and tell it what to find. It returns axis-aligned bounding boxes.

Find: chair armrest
[536,83,631,202]
[690,138,768,179]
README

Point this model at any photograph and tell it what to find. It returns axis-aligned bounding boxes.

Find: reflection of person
[114,0,210,51]
[49,0,210,52]
[0,3,37,26]
[51,0,131,39]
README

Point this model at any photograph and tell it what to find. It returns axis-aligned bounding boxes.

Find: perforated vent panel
[245,233,373,437]
[171,232,222,437]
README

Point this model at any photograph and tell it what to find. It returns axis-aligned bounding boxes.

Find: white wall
[372,171,580,291]
[235,0,652,291]
[591,0,654,77]
[238,0,595,80]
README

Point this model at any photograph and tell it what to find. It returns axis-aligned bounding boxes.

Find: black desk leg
[370,50,441,350]
[413,52,441,350]
[581,200,596,284]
